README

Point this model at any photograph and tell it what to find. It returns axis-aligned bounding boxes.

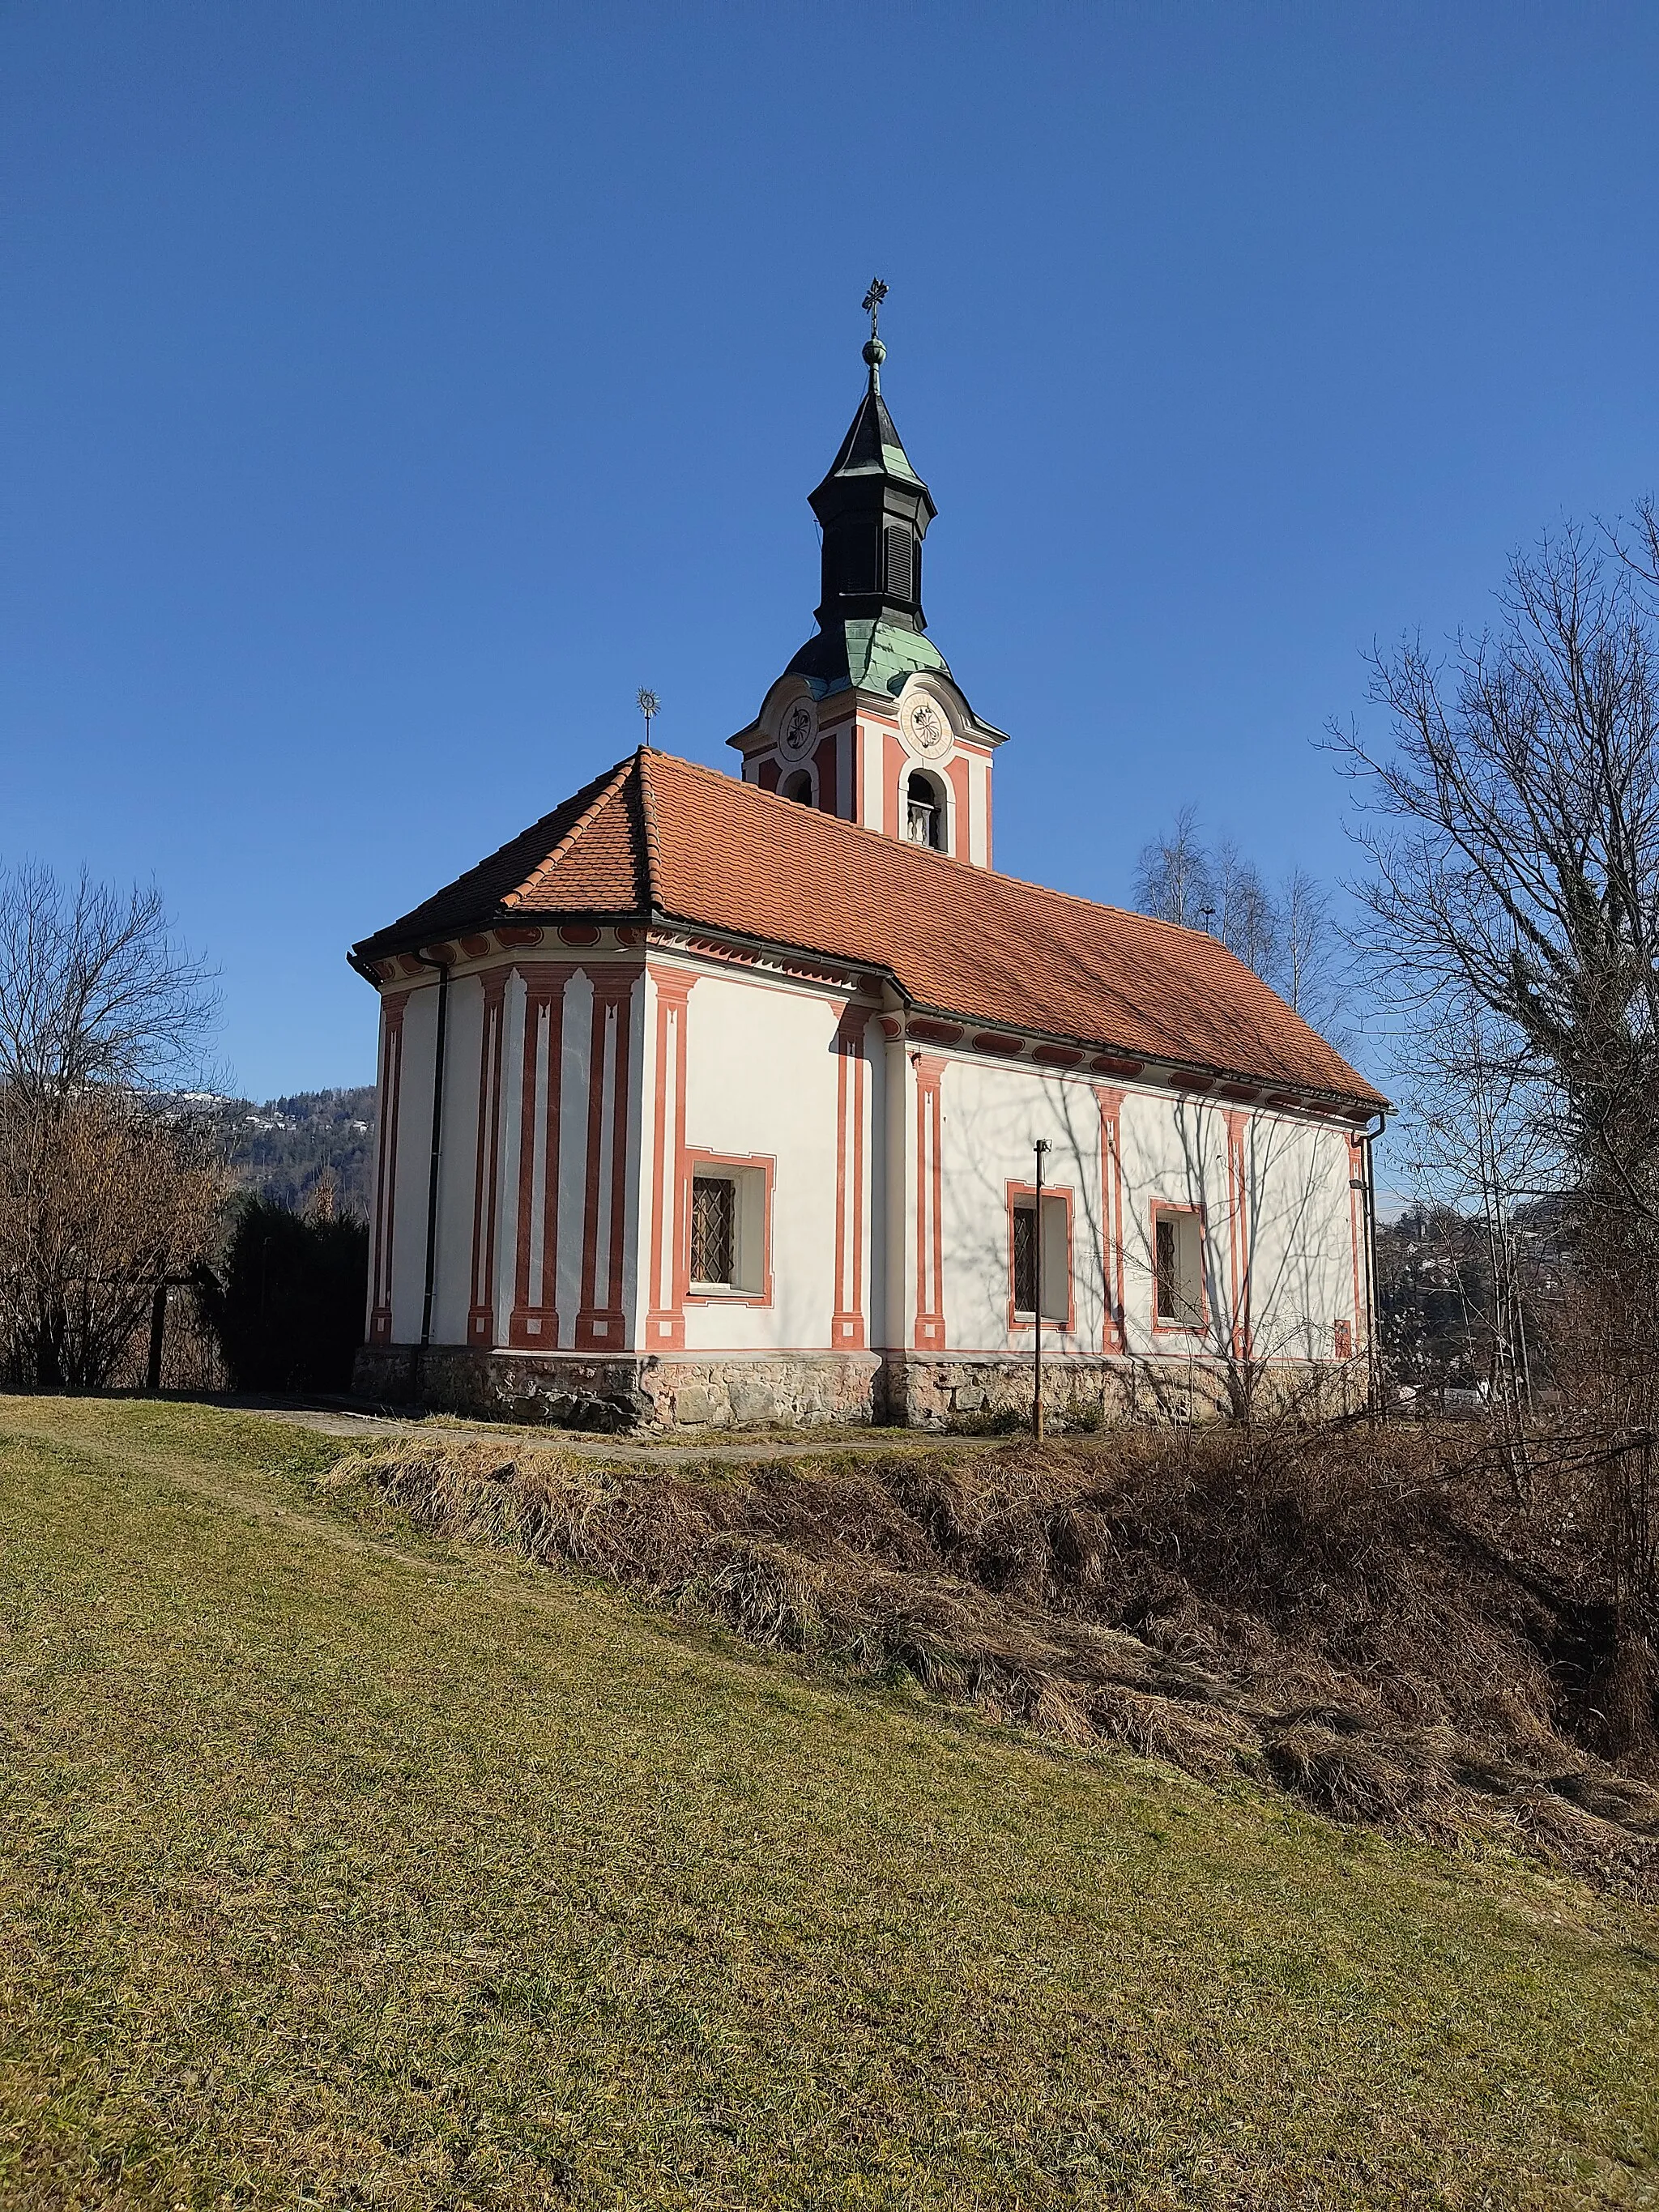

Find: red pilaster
[466,972,509,1346]
[367,990,409,1345]
[831,1005,868,1349]
[1095,1085,1127,1353]
[1225,1109,1252,1361]
[645,970,697,1351]
[913,1054,946,1351]
[574,971,638,1351]
[507,963,576,1349]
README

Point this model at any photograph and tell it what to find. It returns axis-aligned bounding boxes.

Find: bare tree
[0,862,224,1389]
[1132,814,1348,1040]
[1132,804,1213,930]
[0,863,218,1102]
[1335,518,1659,1748]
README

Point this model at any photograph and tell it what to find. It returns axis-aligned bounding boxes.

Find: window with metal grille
[690,1175,736,1287]
[1013,1204,1038,1315]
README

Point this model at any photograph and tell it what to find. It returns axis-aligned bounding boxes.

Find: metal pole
[1033,1139,1051,1442]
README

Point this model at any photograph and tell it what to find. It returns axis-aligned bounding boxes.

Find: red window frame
[682,1149,776,1308]
[1149,1201,1209,1336]
[1004,1180,1076,1333]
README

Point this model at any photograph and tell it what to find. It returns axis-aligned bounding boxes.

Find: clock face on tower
[901,693,950,759]
[778,700,817,762]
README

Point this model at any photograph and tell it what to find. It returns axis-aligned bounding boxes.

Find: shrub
[198,1196,368,1393]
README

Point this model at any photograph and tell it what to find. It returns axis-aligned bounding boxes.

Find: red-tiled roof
[353,748,1384,1107]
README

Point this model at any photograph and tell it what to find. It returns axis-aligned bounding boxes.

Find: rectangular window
[1333,1319,1354,1360]
[690,1174,736,1288]
[1154,1208,1205,1328]
[685,1155,774,1302]
[1010,1192,1070,1324]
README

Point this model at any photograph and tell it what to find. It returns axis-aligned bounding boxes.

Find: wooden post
[146,1281,168,1392]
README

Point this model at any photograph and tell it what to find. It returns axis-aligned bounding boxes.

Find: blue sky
[5,2,1658,1109]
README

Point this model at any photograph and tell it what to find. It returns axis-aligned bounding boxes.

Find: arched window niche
[781,768,816,807]
[905,768,949,853]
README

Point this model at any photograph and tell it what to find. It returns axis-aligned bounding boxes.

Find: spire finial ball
[863,335,886,369]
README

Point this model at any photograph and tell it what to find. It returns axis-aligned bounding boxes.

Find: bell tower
[728,283,1007,868]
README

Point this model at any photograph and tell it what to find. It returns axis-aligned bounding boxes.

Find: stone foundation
[352,1344,883,1433]
[353,1342,1367,1434]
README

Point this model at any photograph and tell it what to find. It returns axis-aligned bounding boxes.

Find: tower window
[885,523,915,602]
[781,769,814,805]
[906,771,946,852]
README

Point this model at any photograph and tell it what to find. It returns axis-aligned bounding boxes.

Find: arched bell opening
[905,769,949,853]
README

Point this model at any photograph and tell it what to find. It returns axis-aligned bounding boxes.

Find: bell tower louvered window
[884,523,915,603]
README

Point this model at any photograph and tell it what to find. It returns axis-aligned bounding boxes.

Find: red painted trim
[945,751,970,858]
[574,970,637,1349]
[1149,1200,1210,1339]
[645,967,696,1350]
[913,1055,946,1350]
[1224,1109,1252,1361]
[1347,1132,1366,1354]
[1033,1044,1083,1067]
[832,1004,868,1349]
[458,934,493,960]
[497,926,544,948]
[908,1018,965,1045]
[884,728,904,841]
[972,1033,1025,1056]
[559,924,601,947]
[367,990,409,1343]
[507,961,579,1349]
[1167,1072,1212,1092]
[1095,1085,1126,1354]
[1092,1056,1145,1078]
[812,731,838,815]
[758,758,780,793]
[682,1149,776,1307]
[1004,1178,1077,1334]
[466,973,509,1345]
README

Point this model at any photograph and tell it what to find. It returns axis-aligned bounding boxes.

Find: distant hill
[214,1087,377,1218]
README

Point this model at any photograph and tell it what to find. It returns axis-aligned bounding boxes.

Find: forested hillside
[215,1088,376,1217]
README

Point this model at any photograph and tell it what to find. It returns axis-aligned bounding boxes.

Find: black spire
[806,286,937,638]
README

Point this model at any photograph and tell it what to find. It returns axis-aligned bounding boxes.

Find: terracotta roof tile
[353,748,1384,1108]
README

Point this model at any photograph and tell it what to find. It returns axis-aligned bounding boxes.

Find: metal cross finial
[862,277,888,342]
[637,688,659,744]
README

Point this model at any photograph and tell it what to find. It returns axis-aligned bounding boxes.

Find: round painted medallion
[778,699,817,761]
[902,693,950,758]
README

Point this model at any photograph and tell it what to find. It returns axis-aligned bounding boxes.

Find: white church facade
[351,313,1385,1430]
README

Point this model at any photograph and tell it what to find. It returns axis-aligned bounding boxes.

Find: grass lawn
[1,1399,1656,2210]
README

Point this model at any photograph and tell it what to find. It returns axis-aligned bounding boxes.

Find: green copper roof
[787,616,952,698]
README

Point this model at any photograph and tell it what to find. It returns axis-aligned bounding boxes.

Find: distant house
[350,323,1385,1430]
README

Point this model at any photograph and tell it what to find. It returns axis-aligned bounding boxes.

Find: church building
[350,305,1386,1430]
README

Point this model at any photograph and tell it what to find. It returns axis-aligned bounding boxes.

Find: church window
[782,769,814,806]
[906,771,946,852]
[691,1176,736,1288]
[686,1156,774,1300]
[1153,1207,1205,1329]
[1010,1190,1071,1326]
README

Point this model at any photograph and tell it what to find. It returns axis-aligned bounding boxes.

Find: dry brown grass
[324,1420,1659,1894]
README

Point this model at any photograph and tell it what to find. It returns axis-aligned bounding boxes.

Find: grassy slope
[0,1402,1655,2210]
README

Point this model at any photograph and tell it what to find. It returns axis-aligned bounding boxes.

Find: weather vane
[862,276,888,343]
[637,688,659,743]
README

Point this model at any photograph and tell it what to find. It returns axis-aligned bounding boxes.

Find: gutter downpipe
[411,948,452,1404]
[1365,1109,1387,1421]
